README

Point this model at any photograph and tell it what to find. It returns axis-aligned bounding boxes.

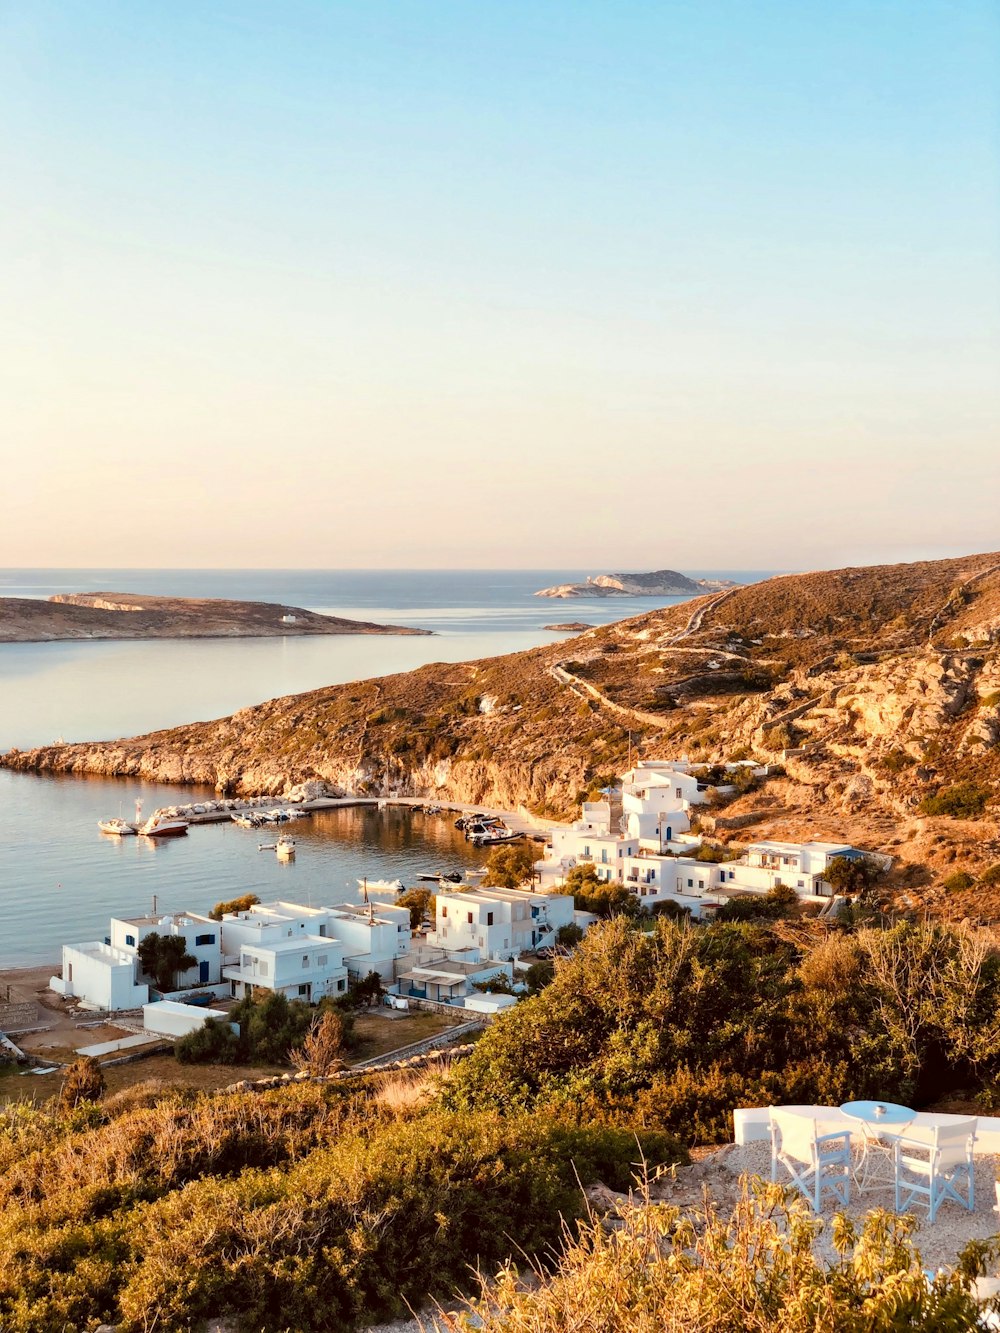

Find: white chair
[893,1117,977,1223]
[770,1107,852,1212]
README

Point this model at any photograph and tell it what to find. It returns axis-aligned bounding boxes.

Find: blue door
[199,960,209,984]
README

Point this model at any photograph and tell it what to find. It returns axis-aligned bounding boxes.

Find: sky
[1,1,998,570]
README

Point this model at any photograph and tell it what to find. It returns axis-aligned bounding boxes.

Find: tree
[209,892,260,921]
[290,1010,349,1077]
[348,970,384,1008]
[397,887,434,929]
[822,854,885,896]
[137,932,197,993]
[482,841,538,888]
[565,865,639,918]
[59,1056,105,1113]
[556,922,584,948]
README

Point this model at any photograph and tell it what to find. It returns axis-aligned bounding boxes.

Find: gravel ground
[718,1140,1000,1272]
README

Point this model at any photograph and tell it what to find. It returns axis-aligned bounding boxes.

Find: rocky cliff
[0,592,428,642]
[5,553,1000,903]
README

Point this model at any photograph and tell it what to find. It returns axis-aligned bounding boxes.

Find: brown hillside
[4,552,1000,911]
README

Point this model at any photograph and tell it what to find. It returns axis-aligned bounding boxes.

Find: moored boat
[98,818,136,836]
[139,812,189,838]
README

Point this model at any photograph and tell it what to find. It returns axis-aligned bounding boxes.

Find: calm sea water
[0,569,778,966]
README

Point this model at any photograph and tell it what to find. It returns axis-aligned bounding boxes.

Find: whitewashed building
[223,935,349,1002]
[52,942,150,1011]
[142,999,237,1039]
[53,911,223,1011]
[430,886,575,960]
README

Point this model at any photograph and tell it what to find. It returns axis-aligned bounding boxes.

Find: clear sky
[2,2,997,570]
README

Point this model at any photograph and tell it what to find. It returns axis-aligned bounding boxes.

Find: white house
[52,942,150,1011]
[430,886,575,960]
[323,902,411,983]
[109,912,222,987]
[214,899,410,989]
[53,911,223,1011]
[223,935,349,1002]
[394,951,514,1004]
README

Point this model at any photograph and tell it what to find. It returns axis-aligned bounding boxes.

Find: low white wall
[143,1000,237,1039]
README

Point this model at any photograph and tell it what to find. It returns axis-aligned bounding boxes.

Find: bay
[0,569,778,966]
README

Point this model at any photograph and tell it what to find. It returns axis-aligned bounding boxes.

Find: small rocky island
[0,592,430,642]
[535,570,740,599]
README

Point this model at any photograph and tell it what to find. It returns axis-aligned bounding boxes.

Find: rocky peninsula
[535,570,741,598]
[0,591,429,642]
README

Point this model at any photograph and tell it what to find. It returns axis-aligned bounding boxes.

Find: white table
[841,1100,914,1192]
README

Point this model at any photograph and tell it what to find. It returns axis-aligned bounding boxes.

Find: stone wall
[0,1001,39,1033]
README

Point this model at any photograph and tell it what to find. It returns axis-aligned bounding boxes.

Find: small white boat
[98,818,136,836]
[139,812,189,838]
[357,877,404,895]
[276,837,296,860]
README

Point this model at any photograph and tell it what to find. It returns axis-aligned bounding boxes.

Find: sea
[0,569,778,967]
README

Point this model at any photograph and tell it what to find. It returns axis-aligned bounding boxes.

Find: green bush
[942,871,975,892]
[980,864,1000,887]
[0,1106,684,1333]
[880,748,915,773]
[175,1017,242,1065]
[919,783,992,819]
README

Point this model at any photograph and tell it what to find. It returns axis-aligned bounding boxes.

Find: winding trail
[547,586,745,729]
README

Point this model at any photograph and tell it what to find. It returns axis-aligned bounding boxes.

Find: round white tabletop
[840,1099,913,1127]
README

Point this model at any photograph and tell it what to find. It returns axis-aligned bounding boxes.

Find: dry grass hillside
[5,551,1000,913]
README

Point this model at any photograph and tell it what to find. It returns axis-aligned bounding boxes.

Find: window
[467,911,473,924]
[259,960,269,976]
[442,905,448,917]
[337,979,345,991]
[676,788,682,799]
[297,984,309,996]
[125,934,136,947]
[302,955,310,968]
[797,880,804,889]
[687,879,693,888]
[195,933,215,947]
[487,912,494,926]
[319,924,327,937]
[317,954,327,966]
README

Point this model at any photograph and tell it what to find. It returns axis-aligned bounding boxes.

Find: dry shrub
[375,1056,452,1115]
[438,1176,990,1332]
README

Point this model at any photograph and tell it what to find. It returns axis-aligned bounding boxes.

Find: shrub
[980,864,1000,887]
[208,892,260,921]
[59,1057,105,1113]
[943,871,975,892]
[175,1017,242,1065]
[880,748,916,773]
[555,923,584,947]
[919,783,992,819]
[455,1178,987,1333]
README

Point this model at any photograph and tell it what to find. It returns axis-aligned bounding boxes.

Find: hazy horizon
[3,3,997,569]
